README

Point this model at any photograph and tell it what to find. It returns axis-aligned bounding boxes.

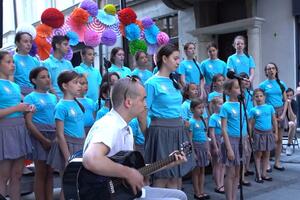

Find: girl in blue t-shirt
[13,32,40,96]
[209,97,225,194]
[96,82,111,120]
[77,74,96,134]
[220,79,246,200]
[108,47,131,78]
[249,88,277,183]
[227,35,255,83]
[131,51,153,85]
[145,44,193,189]
[24,67,57,200]
[189,98,210,200]
[181,83,199,126]
[200,42,227,93]
[47,71,85,173]
[208,74,225,113]
[0,51,34,199]
[259,62,287,171]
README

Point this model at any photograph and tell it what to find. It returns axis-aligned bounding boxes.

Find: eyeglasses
[123,76,138,100]
[266,67,276,71]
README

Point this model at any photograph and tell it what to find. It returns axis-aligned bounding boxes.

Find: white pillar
[247,27,262,87]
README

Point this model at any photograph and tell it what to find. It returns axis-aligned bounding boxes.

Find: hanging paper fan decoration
[66,16,87,42]
[36,24,53,38]
[16,24,37,39]
[97,9,117,26]
[70,8,90,26]
[35,36,51,60]
[86,17,106,34]
[29,41,37,57]
[118,7,137,26]
[79,0,98,17]
[119,20,143,37]
[66,31,79,46]
[144,24,160,44]
[141,17,154,29]
[157,32,169,45]
[84,29,101,47]
[41,8,64,28]
[129,39,147,55]
[107,21,121,37]
[125,23,141,41]
[45,35,52,44]
[104,4,116,15]
[101,29,117,46]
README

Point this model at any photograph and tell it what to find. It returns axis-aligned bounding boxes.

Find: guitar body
[78,151,145,200]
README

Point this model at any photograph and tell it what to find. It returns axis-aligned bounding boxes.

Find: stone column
[247,27,262,87]
[195,34,213,61]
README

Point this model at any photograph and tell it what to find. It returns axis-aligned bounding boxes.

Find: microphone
[103,57,111,69]
[227,71,250,82]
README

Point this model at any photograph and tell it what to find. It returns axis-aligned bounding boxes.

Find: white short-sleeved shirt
[83,109,134,157]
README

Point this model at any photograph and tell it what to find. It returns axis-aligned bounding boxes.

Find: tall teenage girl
[0,51,33,200]
[131,51,153,85]
[220,79,247,200]
[189,99,211,200]
[209,97,225,194]
[47,71,85,199]
[227,35,255,83]
[259,63,288,171]
[249,88,277,183]
[108,47,131,78]
[145,44,194,189]
[200,42,227,93]
[24,67,57,200]
[13,32,40,96]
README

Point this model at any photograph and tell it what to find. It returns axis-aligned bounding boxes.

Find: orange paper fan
[36,24,53,38]
[70,8,90,26]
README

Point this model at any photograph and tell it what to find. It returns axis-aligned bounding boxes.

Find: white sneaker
[286,146,293,156]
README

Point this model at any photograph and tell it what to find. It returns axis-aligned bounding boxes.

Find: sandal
[255,177,264,183]
[262,176,273,181]
[214,186,225,194]
[201,193,210,199]
[274,165,285,171]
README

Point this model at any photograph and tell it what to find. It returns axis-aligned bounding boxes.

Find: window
[154,14,178,45]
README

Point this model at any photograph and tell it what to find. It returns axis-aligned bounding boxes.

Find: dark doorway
[217,31,247,62]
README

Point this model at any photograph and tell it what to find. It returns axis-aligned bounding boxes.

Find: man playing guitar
[82,77,188,200]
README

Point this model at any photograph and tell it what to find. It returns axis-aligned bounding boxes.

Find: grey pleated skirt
[30,123,55,161]
[47,134,84,171]
[144,118,195,179]
[0,117,32,160]
[211,134,222,163]
[253,129,275,152]
[221,136,246,166]
[193,141,209,167]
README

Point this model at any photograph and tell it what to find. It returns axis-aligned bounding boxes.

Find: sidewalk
[19,147,300,199]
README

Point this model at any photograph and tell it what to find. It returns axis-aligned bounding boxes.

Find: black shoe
[274,165,285,171]
[244,170,255,176]
[214,186,225,194]
[255,177,264,183]
[194,194,206,200]
[266,168,272,173]
[242,181,251,186]
[262,176,273,181]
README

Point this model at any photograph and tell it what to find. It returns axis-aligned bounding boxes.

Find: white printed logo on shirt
[255,110,261,116]
[209,64,213,69]
[236,59,241,63]
[161,84,168,92]
[188,65,193,69]
[267,84,272,89]
[39,99,46,105]
[70,108,77,117]
[3,86,11,94]
[232,109,238,117]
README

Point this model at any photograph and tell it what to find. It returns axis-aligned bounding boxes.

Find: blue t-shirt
[129,117,151,145]
[208,91,223,102]
[96,105,110,120]
[244,90,254,113]
[131,68,153,85]
[178,60,202,84]
[209,113,222,135]
[249,104,275,131]
[24,91,57,125]
[200,58,227,85]
[227,53,255,76]
[54,99,85,138]
[145,75,182,118]
[0,79,22,118]
[74,63,102,102]
[42,55,73,98]
[78,97,96,127]
[181,99,208,121]
[108,64,131,78]
[189,117,207,142]
[219,101,247,137]
[259,79,287,108]
[13,53,40,88]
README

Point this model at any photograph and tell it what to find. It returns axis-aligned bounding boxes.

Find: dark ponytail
[265,63,285,94]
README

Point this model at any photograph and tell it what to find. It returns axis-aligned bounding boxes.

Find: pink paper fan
[86,17,106,34]
[67,17,87,42]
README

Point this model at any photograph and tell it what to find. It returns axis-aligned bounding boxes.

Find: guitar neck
[138,155,176,176]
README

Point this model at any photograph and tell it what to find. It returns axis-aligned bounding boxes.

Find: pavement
[14,136,300,199]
